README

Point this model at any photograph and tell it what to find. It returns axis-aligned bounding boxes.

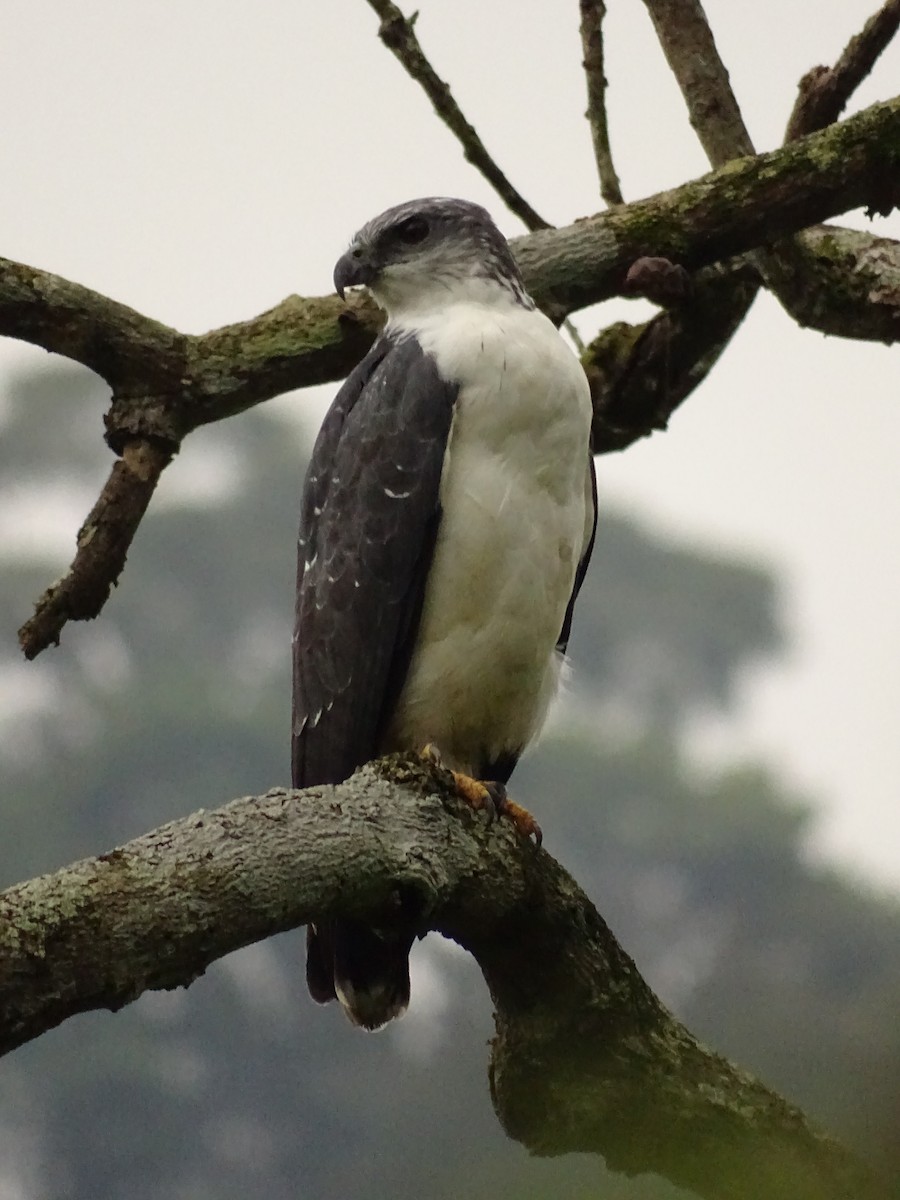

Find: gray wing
[292,334,458,788]
[558,453,598,654]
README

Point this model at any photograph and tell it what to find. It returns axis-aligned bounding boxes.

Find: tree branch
[641,0,754,164]
[2,98,896,400]
[585,259,760,452]
[512,96,900,316]
[362,0,592,353]
[768,0,900,336]
[763,225,900,340]
[635,0,900,392]
[18,439,173,658]
[363,0,550,231]
[4,95,900,656]
[786,0,900,141]
[579,0,624,206]
[0,256,187,391]
[587,0,759,456]
[0,756,889,1200]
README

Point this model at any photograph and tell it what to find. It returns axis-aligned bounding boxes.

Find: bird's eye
[393,215,430,245]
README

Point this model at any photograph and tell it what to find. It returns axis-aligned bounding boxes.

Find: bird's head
[333,197,531,320]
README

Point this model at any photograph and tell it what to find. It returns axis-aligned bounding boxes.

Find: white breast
[382,299,593,777]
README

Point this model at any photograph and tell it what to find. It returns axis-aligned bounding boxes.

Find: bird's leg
[419,745,542,845]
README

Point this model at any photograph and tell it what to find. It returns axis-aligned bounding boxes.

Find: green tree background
[1,365,898,1199]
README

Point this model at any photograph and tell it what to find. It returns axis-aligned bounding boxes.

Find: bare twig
[362,0,581,346]
[0,757,890,1199]
[579,0,624,205]
[562,317,586,354]
[363,0,550,230]
[786,0,900,140]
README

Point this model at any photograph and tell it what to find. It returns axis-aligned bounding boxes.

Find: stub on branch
[17,438,174,658]
[623,256,693,306]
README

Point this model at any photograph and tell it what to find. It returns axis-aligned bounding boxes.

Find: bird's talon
[449,768,492,814]
[448,772,541,844]
[482,781,505,825]
[419,743,443,769]
[495,794,543,846]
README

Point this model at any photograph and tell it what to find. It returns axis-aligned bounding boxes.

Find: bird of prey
[292,197,596,1030]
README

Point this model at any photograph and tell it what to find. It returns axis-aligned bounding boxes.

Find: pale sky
[1,0,898,888]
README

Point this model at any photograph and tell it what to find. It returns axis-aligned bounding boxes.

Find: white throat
[373,271,525,333]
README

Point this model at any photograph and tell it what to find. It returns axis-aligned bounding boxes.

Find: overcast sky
[1,1,898,889]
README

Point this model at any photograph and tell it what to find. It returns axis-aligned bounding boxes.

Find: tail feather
[306,918,414,1031]
[305,922,337,1004]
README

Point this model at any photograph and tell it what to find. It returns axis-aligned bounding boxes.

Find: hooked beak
[333,247,378,299]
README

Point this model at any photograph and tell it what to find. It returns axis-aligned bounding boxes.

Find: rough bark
[763,226,900,340]
[0,757,888,1200]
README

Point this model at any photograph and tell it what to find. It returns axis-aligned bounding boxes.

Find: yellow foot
[419,745,542,845]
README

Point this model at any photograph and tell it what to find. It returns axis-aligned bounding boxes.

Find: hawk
[292,197,596,1030]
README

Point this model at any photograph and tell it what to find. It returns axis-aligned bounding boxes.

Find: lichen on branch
[0,757,889,1199]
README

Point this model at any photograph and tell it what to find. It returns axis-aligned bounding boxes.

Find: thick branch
[9,289,383,657]
[185,291,383,426]
[763,225,900,340]
[4,96,900,656]
[513,97,900,317]
[639,0,900,338]
[363,0,550,230]
[768,0,900,335]
[0,757,888,1200]
[2,99,897,409]
[0,256,187,390]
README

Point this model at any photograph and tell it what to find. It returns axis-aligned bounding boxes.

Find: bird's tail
[306,918,414,1031]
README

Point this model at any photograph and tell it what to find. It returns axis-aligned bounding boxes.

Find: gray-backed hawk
[292,197,596,1030]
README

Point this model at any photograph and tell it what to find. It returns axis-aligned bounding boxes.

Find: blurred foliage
[0,364,897,1199]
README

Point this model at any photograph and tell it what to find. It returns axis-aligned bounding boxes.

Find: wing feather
[557,454,598,655]
[292,335,457,787]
